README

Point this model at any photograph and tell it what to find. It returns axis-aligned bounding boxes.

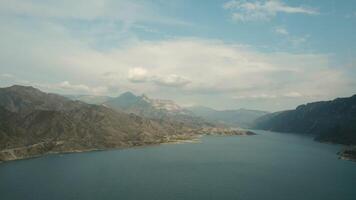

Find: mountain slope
[188,106,269,128]
[0,86,197,162]
[0,85,83,112]
[254,95,356,145]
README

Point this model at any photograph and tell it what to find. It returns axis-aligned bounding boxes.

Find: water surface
[1,130,355,200]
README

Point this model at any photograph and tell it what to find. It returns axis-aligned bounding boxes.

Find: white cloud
[273,27,309,47]
[0,2,352,110]
[128,67,190,87]
[274,27,289,35]
[0,73,15,78]
[233,94,277,99]
[1,21,351,106]
[283,91,303,98]
[223,0,319,22]
[128,67,150,82]
[0,0,190,36]
[45,81,108,95]
[289,35,309,46]
[152,74,191,87]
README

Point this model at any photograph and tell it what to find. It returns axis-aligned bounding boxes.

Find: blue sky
[0,0,355,111]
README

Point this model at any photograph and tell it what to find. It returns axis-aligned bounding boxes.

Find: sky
[0,0,356,111]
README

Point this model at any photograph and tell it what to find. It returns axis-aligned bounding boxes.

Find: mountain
[253,95,356,145]
[104,92,192,115]
[66,95,113,104]
[0,85,83,112]
[187,106,269,128]
[0,86,200,162]
[104,92,210,128]
[0,85,252,162]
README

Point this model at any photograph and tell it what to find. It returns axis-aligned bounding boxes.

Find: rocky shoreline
[338,146,356,162]
[0,128,256,163]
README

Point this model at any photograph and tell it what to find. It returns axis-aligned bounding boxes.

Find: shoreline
[0,129,256,164]
[0,135,202,164]
[338,146,356,162]
[0,130,255,164]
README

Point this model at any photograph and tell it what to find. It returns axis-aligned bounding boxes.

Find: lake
[0,130,355,200]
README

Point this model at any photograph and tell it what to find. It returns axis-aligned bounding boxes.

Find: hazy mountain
[104,92,192,115]
[66,94,113,105]
[253,95,356,145]
[0,86,200,161]
[187,106,269,128]
[104,92,211,128]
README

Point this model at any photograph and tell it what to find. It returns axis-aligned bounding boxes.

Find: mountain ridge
[187,106,269,128]
[253,94,356,145]
[0,85,253,162]
[0,86,199,162]
[103,92,211,128]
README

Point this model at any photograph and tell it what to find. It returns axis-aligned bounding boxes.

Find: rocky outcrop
[338,147,356,162]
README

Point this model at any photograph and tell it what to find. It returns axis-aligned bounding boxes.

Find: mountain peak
[0,85,78,113]
[119,91,137,98]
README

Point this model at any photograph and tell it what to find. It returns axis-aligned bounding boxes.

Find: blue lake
[1,130,355,200]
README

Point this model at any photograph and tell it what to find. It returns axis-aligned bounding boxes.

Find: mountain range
[2,85,355,162]
[69,92,267,128]
[102,92,213,128]
[0,85,253,162]
[187,106,268,128]
[0,86,196,161]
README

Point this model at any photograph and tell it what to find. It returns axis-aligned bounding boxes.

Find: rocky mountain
[103,92,211,128]
[253,95,356,145]
[187,106,268,128]
[0,86,200,162]
[104,92,192,115]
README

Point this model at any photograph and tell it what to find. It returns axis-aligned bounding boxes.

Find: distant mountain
[104,92,210,128]
[66,94,113,105]
[254,95,356,145]
[104,92,192,115]
[0,86,201,162]
[187,106,269,128]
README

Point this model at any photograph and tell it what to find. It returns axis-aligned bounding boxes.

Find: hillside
[0,85,253,162]
[0,86,199,162]
[253,95,356,145]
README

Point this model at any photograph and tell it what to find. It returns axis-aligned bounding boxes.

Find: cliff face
[254,95,356,145]
[0,86,196,162]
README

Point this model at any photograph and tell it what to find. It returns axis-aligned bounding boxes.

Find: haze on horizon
[0,0,355,112]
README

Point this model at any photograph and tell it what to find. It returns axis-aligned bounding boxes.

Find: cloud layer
[1,31,352,110]
[224,0,318,22]
[0,0,355,111]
